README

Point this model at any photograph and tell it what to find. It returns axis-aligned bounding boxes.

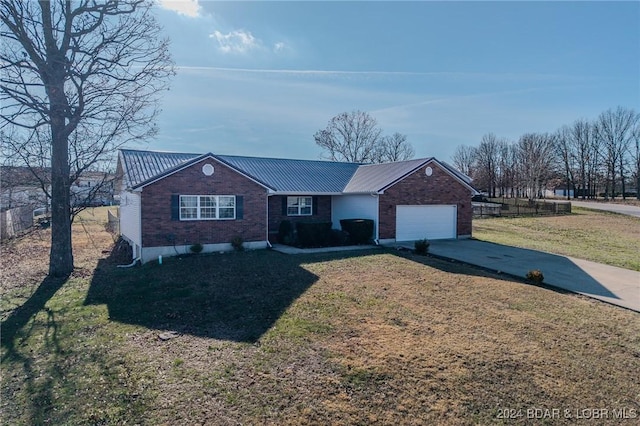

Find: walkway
[271,243,379,255]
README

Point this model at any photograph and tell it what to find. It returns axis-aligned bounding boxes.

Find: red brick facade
[378,163,473,239]
[141,158,268,247]
[267,195,332,242]
[137,158,471,248]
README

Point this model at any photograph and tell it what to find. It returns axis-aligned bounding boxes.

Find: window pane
[287,206,298,215]
[287,197,299,207]
[181,207,198,219]
[219,196,235,207]
[180,196,198,219]
[219,207,235,219]
[200,196,216,219]
[180,196,197,207]
[200,196,216,207]
[300,206,311,215]
[301,197,312,206]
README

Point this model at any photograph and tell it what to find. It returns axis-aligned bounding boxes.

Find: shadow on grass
[392,240,622,301]
[1,274,69,352]
[84,247,320,343]
[1,274,69,423]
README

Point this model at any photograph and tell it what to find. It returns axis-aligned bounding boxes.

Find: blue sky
[146,1,640,163]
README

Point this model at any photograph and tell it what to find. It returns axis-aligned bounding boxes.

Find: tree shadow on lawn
[1,274,69,352]
[84,248,321,343]
[394,242,619,302]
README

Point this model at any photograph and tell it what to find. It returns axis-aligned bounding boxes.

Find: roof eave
[130,153,274,191]
[377,158,433,192]
[268,191,346,196]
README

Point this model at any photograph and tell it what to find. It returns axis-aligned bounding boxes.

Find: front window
[287,196,312,216]
[180,195,235,220]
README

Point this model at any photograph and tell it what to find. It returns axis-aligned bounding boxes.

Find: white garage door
[396,205,457,241]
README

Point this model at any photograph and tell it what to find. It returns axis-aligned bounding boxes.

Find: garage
[395,205,457,241]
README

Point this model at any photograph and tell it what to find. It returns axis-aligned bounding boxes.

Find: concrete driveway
[570,200,640,218]
[423,239,640,312]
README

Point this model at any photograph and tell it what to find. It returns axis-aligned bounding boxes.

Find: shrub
[526,269,544,284]
[278,220,294,245]
[190,243,203,254]
[231,236,244,252]
[296,222,332,247]
[340,219,374,244]
[414,239,430,255]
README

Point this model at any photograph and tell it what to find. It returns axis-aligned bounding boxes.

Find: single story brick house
[116,149,477,263]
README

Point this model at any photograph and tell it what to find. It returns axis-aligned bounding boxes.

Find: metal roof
[120,149,200,188]
[343,158,431,192]
[119,149,475,194]
[216,155,360,193]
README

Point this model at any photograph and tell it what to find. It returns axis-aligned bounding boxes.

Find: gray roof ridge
[120,147,202,156]
[217,153,363,166]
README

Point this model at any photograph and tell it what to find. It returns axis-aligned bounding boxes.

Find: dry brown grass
[2,207,639,425]
[473,207,640,271]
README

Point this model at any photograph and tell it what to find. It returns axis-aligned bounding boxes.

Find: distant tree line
[452,106,640,200]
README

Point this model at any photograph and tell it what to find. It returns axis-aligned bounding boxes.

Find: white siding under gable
[331,194,379,240]
[119,190,141,254]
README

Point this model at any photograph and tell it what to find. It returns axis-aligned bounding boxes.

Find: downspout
[138,187,143,258]
[265,192,272,248]
[117,257,140,268]
[373,192,380,245]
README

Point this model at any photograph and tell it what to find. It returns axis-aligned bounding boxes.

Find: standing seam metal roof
[119,149,474,194]
[216,155,361,193]
[343,158,432,192]
[120,149,200,188]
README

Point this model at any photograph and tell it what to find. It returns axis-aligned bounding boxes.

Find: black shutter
[171,194,180,220]
[236,196,243,219]
[312,196,318,215]
[282,196,287,215]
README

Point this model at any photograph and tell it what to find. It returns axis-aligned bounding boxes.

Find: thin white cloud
[273,42,286,53]
[174,66,571,81]
[210,30,261,54]
[157,0,201,18]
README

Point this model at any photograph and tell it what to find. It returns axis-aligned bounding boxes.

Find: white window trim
[287,196,313,216]
[179,195,236,220]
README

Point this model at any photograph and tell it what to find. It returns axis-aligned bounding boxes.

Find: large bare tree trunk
[49,127,73,276]
[2,0,173,277]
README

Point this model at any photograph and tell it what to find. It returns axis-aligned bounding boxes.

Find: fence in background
[0,206,33,239]
[106,209,119,235]
[473,199,571,218]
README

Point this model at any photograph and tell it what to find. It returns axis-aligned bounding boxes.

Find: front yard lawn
[473,207,640,271]
[2,207,639,424]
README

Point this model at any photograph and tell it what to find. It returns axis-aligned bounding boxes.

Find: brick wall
[267,195,332,242]
[378,163,473,239]
[141,159,268,247]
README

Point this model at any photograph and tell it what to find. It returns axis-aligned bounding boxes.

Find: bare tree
[496,140,516,198]
[555,126,576,200]
[594,107,637,199]
[474,133,502,197]
[314,110,413,163]
[631,119,640,200]
[1,0,173,276]
[375,132,415,163]
[451,145,476,177]
[517,133,557,200]
[568,119,599,199]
